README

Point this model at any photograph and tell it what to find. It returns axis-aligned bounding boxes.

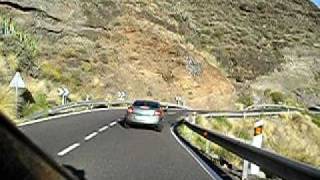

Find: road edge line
[18,108,119,127]
[170,122,223,180]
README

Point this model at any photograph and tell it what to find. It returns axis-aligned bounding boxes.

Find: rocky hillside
[0,0,319,116]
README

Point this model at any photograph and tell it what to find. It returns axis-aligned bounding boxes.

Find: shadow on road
[118,119,162,132]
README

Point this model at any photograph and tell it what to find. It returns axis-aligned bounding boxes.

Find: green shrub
[211,117,232,131]
[315,72,320,82]
[0,16,39,74]
[311,115,320,128]
[81,62,92,72]
[0,86,15,120]
[237,94,254,107]
[263,88,272,97]
[62,47,77,59]
[234,129,251,140]
[41,63,63,81]
[270,91,286,104]
[22,93,51,117]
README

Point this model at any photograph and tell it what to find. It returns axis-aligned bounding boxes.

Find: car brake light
[128,107,133,113]
[154,110,162,116]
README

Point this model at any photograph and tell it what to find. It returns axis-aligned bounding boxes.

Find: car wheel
[123,121,130,129]
[155,123,163,132]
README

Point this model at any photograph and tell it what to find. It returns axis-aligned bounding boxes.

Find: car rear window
[133,101,160,109]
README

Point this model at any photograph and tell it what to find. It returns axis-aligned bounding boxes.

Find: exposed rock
[0,0,319,109]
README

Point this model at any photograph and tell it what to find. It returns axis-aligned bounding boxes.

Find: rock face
[0,0,319,109]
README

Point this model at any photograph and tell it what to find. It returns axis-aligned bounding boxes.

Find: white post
[242,160,249,180]
[191,112,197,124]
[15,81,18,118]
[62,95,65,105]
[205,141,210,154]
[250,120,264,175]
[9,72,26,118]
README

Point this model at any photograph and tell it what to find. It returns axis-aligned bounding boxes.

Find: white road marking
[98,125,109,132]
[109,121,117,127]
[18,108,110,127]
[170,125,223,180]
[84,132,98,141]
[57,143,80,157]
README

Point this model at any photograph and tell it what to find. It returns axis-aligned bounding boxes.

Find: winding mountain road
[20,110,213,180]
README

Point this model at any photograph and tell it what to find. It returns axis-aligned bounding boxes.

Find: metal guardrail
[25,100,133,121]
[26,100,189,121]
[25,100,187,121]
[245,104,305,111]
[200,110,299,118]
[160,102,190,110]
[309,105,320,114]
[177,109,300,119]
[180,120,320,180]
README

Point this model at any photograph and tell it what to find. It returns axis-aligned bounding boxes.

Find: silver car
[124,100,164,132]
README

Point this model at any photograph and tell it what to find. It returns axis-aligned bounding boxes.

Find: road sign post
[63,88,69,104]
[175,96,183,106]
[58,88,64,105]
[9,72,26,118]
[58,87,70,105]
[117,91,127,101]
[9,73,24,117]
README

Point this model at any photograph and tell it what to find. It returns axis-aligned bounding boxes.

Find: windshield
[133,101,160,109]
[0,0,320,180]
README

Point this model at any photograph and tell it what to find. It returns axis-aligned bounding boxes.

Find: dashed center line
[84,132,98,141]
[57,143,80,157]
[109,121,117,127]
[57,121,117,157]
[98,125,109,132]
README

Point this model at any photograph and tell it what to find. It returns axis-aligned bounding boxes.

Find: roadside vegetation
[0,85,15,120]
[311,114,320,128]
[179,113,320,169]
[0,16,39,75]
[22,93,51,118]
[237,89,305,109]
[1,0,319,120]
[237,94,254,108]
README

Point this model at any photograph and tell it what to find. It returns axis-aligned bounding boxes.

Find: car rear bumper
[126,114,160,125]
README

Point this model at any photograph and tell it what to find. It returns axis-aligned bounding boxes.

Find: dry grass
[41,62,63,82]
[0,86,15,120]
[180,113,320,169]
[264,114,320,168]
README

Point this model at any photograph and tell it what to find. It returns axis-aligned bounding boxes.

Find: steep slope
[0,0,234,111]
[0,0,319,116]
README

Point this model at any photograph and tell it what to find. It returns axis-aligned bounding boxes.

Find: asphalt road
[20,109,212,180]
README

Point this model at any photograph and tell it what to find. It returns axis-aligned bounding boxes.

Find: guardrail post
[287,108,292,119]
[61,95,65,105]
[243,120,264,179]
[205,140,210,154]
[250,120,264,176]
[242,160,249,180]
[191,112,197,124]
